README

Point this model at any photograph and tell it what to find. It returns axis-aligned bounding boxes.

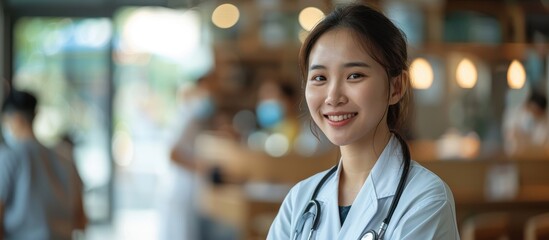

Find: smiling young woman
[268,2,459,240]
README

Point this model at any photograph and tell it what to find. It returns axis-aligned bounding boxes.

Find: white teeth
[327,113,356,122]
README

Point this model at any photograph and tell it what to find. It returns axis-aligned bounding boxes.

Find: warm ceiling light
[299,7,324,31]
[456,58,477,89]
[507,60,526,89]
[212,3,240,29]
[410,58,434,89]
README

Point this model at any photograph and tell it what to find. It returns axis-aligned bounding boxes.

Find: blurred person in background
[158,72,216,240]
[268,2,459,239]
[255,78,334,157]
[0,90,86,240]
[256,79,300,143]
[503,90,549,156]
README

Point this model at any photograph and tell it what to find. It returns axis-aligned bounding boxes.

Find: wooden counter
[422,160,549,239]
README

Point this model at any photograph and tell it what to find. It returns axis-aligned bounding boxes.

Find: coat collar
[369,135,404,199]
[328,135,403,200]
[315,135,404,238]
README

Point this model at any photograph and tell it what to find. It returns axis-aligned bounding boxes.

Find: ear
[389,70,408,106]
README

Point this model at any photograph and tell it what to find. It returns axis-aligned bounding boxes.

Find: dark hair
[1,90,37,123]
[299,2,412,164]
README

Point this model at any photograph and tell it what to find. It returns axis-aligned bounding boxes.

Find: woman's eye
[348,73,364,80]
[311,75,326,81]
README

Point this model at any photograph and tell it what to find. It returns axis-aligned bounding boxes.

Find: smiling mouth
[324,113,358,122]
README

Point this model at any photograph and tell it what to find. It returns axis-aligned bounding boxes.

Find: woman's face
[305,28,396,146]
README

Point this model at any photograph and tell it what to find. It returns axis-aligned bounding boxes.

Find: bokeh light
[212,3,240,29]
[298,7,324,31]
[456,58,477,89]
[410,58,434,89]
[507,60,526,89]
[265,133,289,157]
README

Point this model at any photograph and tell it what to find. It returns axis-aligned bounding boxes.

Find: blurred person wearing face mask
[0,90,86,240]
[256,79,300,144]
[503,90,549,156]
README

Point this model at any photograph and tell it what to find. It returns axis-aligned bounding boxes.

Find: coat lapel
[315,162,342,238]
[338,136,403,239]
[338,176,379,239]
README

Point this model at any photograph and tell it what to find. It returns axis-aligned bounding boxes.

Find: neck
[338,128,392,206]
[340,128,391,177]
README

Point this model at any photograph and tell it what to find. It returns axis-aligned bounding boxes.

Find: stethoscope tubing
[294,165,338,240]
[295,132,411,240]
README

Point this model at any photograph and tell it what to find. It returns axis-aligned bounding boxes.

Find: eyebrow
[309,62,371,71]
[344,62,371,68]
[309,64,326,71]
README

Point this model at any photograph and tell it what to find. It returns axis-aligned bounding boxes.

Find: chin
[326,135,353,146]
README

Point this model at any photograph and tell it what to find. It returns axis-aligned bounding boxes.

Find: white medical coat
[267,136,460,239]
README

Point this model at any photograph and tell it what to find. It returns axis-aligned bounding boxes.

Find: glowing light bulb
[410,58,434,89]
[456,58,477,89]
[507,60,526,89]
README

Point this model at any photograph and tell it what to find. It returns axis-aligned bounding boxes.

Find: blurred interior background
[1,0,549,239]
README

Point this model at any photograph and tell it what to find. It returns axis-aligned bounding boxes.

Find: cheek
[305,86,323,121]
[304,86,318,109]
[353,82,388,109]
[365,86,385,102]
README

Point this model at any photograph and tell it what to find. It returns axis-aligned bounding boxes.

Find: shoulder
[37,142,73,166]
[388,160,460,239]
[404,160,455,207]
[0,145,19,168]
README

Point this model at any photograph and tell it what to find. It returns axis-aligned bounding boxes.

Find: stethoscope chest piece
[361,230,377,240]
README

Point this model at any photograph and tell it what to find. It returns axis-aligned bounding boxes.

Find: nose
[324,82,347,106]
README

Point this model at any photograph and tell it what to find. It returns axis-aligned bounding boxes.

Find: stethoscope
[293,154,410,240]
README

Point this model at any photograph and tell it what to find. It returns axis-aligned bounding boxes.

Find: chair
[461,212,510,240]
[525,213,549,240]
